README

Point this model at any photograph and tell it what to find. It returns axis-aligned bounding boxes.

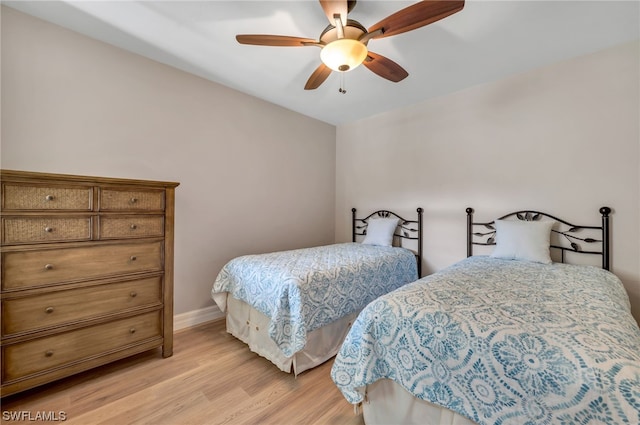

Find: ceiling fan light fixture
[320,38,368,72]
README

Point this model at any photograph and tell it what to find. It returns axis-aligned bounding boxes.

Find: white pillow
[490,219,554,264]
[362,217,399,247]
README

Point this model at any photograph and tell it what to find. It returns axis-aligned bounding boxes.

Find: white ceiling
[5,1,639,125]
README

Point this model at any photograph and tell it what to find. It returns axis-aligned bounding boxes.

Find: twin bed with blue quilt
[211,208,422,374]
[331,207,640,425]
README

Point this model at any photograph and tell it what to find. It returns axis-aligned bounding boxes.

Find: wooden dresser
[0,170,179,396]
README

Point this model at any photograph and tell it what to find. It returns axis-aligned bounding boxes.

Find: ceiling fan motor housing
[319,19,367,45]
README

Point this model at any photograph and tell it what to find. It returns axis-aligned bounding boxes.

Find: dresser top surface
[1,170,180,189]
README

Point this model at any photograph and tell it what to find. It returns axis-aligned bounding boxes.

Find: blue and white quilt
[211,243,417,357]
[331,256,640,425]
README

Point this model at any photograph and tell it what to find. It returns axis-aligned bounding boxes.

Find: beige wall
[336,41,640,322]
[0,7,336,316]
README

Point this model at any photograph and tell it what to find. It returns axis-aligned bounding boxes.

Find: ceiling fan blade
[236,35,317,47]
[305,63,332,90]
[363,52,408,83]
[319,0,348,27]
[368,0,464,39]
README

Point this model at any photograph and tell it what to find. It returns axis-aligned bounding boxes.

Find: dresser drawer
[2,311,161,382]
[2,184,91,211]
[100,189,164,211]
[99,216,164,239]
[2,241,163,290]
[2,217,92,245]
[2,277,162,335]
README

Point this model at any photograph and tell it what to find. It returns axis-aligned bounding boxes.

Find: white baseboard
[174,305,224,331]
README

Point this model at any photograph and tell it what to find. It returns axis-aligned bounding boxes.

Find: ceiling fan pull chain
[339,73,347,94]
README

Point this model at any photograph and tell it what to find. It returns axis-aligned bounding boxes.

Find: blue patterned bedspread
[331,256,640,424]
[211,243,417,357]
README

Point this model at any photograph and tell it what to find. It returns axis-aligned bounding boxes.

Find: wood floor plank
[1,320,364,425]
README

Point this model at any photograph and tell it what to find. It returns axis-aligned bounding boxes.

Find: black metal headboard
[466,207,611,270]
[352,208,423,277]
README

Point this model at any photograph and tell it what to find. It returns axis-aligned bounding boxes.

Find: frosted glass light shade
[320,39,368,72]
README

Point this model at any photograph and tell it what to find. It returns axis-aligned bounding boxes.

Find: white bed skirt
[224,295,357,375]
[363,379,477,425]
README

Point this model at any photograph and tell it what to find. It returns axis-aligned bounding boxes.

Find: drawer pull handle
[130,256,137,261]
[129,328,136,334]
[130,224,138,230]
[45,195,55,201]
[44,264,54,271]
[129,198,138,204]
[45,306,54,314]
[130,291,137,298]
[44,227,54,233]
[45,350,54,357]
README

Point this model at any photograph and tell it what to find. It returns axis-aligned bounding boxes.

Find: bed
[211,208,423,375]
[331,206,640,425]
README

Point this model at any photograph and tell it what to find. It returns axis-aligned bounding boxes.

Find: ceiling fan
[236,0,465,91]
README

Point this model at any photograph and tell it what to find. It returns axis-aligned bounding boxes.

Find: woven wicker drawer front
[2,277,162,335]
[100,216,164,239]
[100,189,164,211]
[2,217,91,244]
[2,184,91,211]
[2,241,163,290]
[2,310,161,382]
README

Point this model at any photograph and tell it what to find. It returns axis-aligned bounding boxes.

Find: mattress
[332,256,640,424]
[212,242,417,358]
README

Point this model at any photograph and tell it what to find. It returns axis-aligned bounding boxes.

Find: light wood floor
[1,320,365,425]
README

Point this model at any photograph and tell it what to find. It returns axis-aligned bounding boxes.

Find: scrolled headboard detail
[352,208,423,277]
[466,207,611,270]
